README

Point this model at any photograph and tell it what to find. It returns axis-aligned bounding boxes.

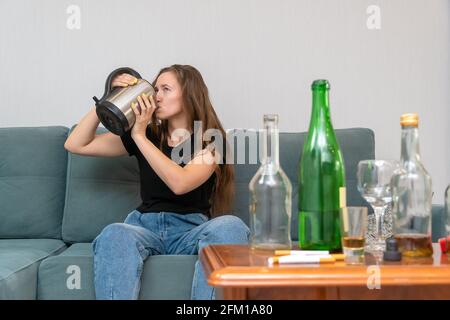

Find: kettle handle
[93,67,142,104]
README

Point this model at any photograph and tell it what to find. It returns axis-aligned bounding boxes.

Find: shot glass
[340,206,368,264]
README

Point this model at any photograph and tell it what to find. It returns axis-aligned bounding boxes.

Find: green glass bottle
[298,79,346,252]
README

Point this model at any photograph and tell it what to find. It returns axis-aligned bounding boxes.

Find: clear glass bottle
[249,114,292,250]
[391,113,433,257]
[298,80,345,252]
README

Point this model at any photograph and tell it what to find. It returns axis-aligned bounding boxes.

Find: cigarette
[330,254,345,261]
[268,255,336,265]
[274,250,345,261]
[274,250,329,256]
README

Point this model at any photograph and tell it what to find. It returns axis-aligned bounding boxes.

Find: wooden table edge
[200,245,450,288]
[205,266,450,287]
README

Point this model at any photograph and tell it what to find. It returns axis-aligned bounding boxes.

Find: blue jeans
[92,210,250,300]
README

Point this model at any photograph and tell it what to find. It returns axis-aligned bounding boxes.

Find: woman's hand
[131,93,157,139]
[111,73,138,88]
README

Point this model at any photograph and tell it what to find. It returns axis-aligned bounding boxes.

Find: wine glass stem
[374,207,385,239]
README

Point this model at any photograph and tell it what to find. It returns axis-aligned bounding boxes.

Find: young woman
[64,64,250,300]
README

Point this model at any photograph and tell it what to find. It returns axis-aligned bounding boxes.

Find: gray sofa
[0,126,446,299]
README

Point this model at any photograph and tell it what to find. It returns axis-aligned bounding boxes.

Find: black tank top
[120,126,215,217]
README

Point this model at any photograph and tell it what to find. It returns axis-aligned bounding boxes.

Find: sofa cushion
[38,243,95,299]
[230,128,375,240]
[0,239,66,299]
[38,243,197,300]
[62,127,141,243]
[0,126,68,239]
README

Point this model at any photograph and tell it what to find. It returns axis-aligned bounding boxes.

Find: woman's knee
[99,223,130,239]
[206,215,250,243]
[93,223,134,252]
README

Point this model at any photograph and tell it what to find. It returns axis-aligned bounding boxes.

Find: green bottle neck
[309,89,332,129]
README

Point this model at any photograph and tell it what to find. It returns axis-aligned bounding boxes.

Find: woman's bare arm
[64,107,127,157]
[133,135,217,195]
[64,73,138,157]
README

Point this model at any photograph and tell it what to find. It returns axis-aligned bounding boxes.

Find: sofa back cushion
[0,126,68,239]
[62,128,141,243]
[230,128,375,241]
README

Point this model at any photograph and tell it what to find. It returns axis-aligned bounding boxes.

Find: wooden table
[200,243,450,299]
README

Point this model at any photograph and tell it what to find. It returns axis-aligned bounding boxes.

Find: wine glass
[357,160,400,253]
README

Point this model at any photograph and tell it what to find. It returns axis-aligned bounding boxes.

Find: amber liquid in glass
[342,237,365,248]
[395,234,433,257]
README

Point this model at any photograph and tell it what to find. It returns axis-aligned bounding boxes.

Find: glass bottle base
[395,234,433,257]
[298,210,341,252]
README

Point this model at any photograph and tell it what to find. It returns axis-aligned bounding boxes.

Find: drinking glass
[357,160,400,252]
[340,206,368,264]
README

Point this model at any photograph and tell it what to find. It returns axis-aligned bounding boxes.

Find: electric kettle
[93,67,156,136]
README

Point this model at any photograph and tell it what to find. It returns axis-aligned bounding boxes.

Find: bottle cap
[383,238,402,261]
[311,79,330,90]
[400,113,419,127]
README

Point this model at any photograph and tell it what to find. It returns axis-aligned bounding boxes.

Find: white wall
[0,0,449,202]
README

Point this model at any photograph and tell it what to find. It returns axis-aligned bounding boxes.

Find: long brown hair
[149,64,234,216]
